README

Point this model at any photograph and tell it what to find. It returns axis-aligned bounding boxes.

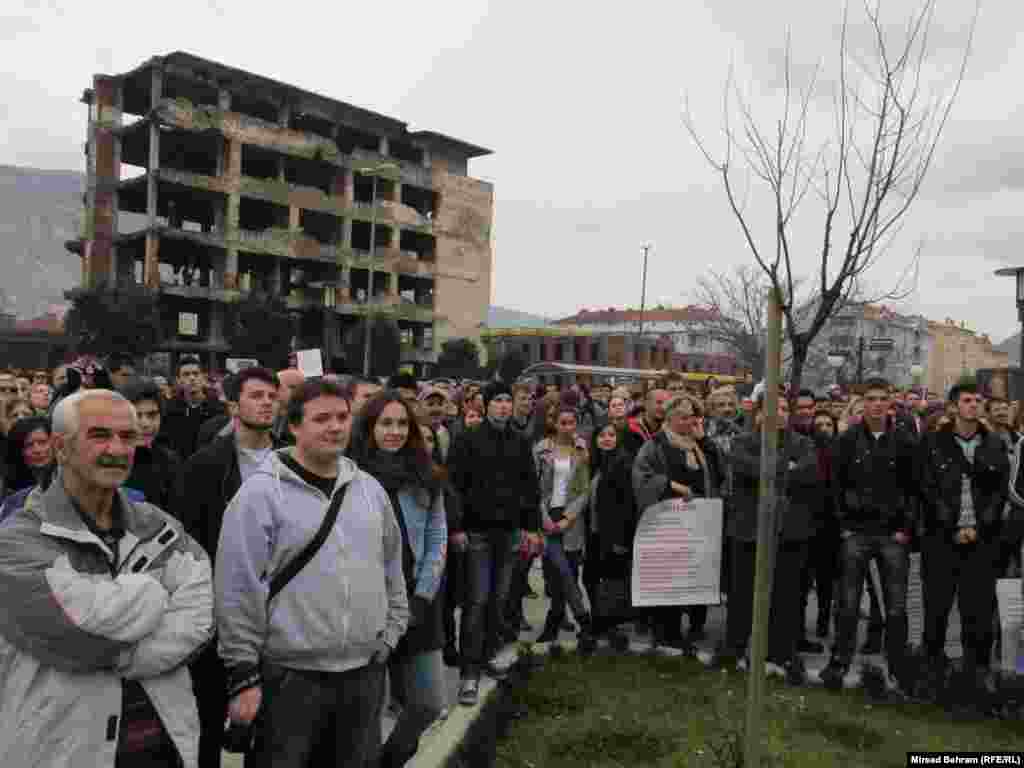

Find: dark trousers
[504,553,533,627]
[834,533,909,669]
[460,529,520,677]
[727,538,808,661]
[246,662,385,768]
[921,533,998,668]
[442,551,464,652]
[541,537,588,624]
[190,643,227,768]
[799,525,839,636]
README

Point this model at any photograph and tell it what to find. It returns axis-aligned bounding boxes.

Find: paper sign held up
[296,349,323,379]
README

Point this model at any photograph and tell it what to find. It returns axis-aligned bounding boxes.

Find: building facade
[481,327,674,377]
[926,319,1009,397]
[553,306,742,374]
[69,52,493,371]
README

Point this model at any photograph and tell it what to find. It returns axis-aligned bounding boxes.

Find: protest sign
[631,498,723,607]
[296,348,323,379]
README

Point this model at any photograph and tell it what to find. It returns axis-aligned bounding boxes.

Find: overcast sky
[2,1,1019,340]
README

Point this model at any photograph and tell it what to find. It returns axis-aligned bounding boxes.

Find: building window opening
[371,272,391,302]
[161,75,218,110]
[374,225,392,250]
[241,145,280,181]
[158,240,214,288]
[349,268,370,303]
[238,252,273,293]
[238,197,288,231]
[289,111,335,141]
[399,230,435,261]
[230,92,279,123]
[400,184,438,218]
[397,276,433,307]
[336,126,379,154]
[389,140,423,165]
[351,220,372,252]
[299,209,340,245]
[159,129,219,176]
[284,156,333,194]
[160,183,222,233]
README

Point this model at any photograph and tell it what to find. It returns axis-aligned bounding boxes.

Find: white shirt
[550,455,573,509]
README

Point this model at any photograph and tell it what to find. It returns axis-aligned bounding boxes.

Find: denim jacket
[396,487,448,601]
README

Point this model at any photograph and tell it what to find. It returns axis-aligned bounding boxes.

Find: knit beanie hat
[483,380,513,409]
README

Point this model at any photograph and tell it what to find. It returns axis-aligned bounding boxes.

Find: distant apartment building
[481,326,675,376]
[553,306,742,374]
[68,52,493,371]
[812,304,931,389]
[926,318,1009,396]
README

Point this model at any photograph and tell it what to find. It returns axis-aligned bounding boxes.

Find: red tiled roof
[555,305,719,325]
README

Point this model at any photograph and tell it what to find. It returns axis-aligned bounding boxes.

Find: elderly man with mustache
[0,388,214,767]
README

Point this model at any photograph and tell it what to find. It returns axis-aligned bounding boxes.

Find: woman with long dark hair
[348,391,447,768]
[583,422,639,651]
[2,416,55,499]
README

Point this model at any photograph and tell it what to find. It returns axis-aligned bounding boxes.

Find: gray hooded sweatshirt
[215,449,409,674]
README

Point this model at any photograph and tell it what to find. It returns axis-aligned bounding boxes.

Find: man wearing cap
[419,385,452,461]
[448,381,542,706]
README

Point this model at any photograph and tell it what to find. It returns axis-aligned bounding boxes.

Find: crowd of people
[0,353,1021,767]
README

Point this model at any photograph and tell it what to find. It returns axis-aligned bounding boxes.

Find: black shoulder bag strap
[268,482,350,602]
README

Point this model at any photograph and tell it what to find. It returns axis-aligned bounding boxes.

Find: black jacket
[729,429,822,542]
[586,452,640,559]
[161,396,227,460]
[171,432,284,560]
[124,440,181,509]
[920,422,1009,539]
[449,419,540,534]
[833,419,919,534]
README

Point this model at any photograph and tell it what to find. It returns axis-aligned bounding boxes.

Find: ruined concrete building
[69,51,493,372]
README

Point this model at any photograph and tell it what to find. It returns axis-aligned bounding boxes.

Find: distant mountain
[996,333,1020,366]
[486,305,552,329]
[0,165,84,319]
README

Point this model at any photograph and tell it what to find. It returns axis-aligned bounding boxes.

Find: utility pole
[636,244,651,367]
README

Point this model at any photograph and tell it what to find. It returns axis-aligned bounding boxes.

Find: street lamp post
[827,351,846,386]
[995,267,1024,370]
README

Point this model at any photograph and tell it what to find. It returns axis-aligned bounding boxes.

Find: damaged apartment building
[68,51,494,372]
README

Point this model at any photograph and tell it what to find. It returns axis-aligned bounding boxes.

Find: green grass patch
[494,653,1024,768]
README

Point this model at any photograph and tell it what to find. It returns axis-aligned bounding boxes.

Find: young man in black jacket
[448,380,542,706]
[919,383,1008,686]
[822,378,919,691]
[172,366,282,768]
[120,377,181,508]
[162,356,227,460]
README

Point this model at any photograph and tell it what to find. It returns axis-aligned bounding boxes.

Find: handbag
[223,481,350,754]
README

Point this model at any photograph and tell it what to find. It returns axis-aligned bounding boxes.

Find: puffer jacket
[0,478,213,767]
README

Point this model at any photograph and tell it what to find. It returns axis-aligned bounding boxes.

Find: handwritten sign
[631,498,723,607]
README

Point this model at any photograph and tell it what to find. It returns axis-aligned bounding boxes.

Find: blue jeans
[834,533,909,669]
[381,650,447,766]
[460,529,521,677]
[542,536,588,623]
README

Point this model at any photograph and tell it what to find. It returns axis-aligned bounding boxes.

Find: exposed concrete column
[269,257,283,295]
[224,139,242,291]
[421,148,431,169]
[341,217,353,248]
[143,67,163,290]
[577,337,592,364]
[289,205,300,232]
[342,169,355,206]
[388,225,400,251]
[392,180,402,204]
[210,304,225,344]
[215,90,231,178]
[379,136,389,156]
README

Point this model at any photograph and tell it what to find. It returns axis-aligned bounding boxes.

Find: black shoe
[784,656,808,686]
[519,617,533,632]
[536,616,561,644]
[797,638,825,654]
[860,636,883,655]
[688,627,707,642]
[443,645,459,667]
[821,660,847,691]
[609,630,630,653]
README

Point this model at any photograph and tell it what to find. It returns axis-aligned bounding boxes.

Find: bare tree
[685,0,974,393]
[692,265,771,377]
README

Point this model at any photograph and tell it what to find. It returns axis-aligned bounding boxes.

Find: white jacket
[0,478,213,767]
